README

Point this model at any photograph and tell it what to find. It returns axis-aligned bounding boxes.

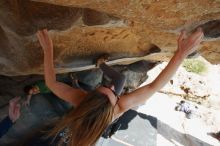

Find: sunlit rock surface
[0,0,220,76]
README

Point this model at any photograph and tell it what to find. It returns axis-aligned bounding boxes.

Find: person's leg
[100,63,126,96]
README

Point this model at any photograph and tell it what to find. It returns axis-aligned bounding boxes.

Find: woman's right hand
[36,29,53,53]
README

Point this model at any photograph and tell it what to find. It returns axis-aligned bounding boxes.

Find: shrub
[182,59,207,74]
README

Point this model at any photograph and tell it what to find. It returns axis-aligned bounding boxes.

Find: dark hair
[180,100,185,104]
[23,85,34,94]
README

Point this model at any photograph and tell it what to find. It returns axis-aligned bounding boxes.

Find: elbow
[45,80,55,89]
[148,82,159,92]
[44,75,57,90]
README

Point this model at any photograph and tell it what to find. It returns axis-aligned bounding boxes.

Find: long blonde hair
[48,91,114,146]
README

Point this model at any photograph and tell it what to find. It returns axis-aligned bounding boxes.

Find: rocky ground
[144,57,220,108]
[96,93,220,146]
[138,92,220,146]
[144,57,220,146]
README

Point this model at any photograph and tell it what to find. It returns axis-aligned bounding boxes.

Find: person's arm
[36,29,86,107]
[0,97,21,138]
[116,28,204,114]
[23,94,32,106]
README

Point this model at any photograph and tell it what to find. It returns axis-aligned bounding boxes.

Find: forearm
[27,94,32,100]
[43,49,56,86]
[150,51,185,90]
[117,29,203,114]
[118,51,186,112]
[37,29,88,105]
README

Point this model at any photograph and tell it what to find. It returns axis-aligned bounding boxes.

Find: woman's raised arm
[116,28,204,114]
[36,29,86,107]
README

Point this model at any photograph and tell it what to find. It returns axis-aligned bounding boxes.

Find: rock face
[0,0,220,76]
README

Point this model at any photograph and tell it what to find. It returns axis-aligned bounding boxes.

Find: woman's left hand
[36,29,53,53]
[177,28,204,57]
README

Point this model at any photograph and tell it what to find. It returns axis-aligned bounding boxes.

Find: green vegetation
[182,59,208,74]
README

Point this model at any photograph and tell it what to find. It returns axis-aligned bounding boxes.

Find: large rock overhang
[0,0,219,76]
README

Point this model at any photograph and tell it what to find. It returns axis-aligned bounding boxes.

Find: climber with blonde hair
[27,28,203,146]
